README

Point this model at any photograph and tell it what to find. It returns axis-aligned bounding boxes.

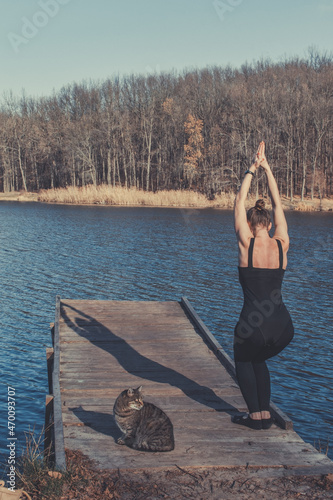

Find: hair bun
[255,199,265,211]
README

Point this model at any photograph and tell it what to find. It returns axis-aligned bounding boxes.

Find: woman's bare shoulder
[272,236,289,252]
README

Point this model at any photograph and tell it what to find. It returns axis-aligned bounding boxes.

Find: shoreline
[0,188,332,212]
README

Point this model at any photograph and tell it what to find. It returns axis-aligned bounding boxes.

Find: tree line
[0,49,332,200]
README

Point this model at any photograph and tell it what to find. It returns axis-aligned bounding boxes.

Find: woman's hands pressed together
[255,141,270,171]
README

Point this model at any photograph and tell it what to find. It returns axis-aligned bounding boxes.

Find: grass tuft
[16,429,69,500]
[313,438,330,456]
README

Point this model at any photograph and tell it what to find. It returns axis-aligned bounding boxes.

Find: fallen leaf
[48,471,62,479]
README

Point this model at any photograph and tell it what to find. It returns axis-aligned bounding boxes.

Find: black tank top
[237,238,291,336]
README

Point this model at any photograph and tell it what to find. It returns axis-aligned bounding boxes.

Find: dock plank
[51,298,333,474]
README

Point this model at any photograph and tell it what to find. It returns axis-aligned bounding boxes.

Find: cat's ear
[137,386,143,393]
[127,388,134,396]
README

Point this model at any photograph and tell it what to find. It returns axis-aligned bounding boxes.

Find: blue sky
[0,0,332,98]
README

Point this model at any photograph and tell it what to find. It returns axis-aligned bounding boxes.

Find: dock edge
[52,295,66,470]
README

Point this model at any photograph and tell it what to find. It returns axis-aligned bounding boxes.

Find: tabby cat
[113,386,174,452]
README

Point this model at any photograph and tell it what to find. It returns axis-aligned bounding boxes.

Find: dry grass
[293,202,318,212]
[15,429,67,500]
[38,185,236,208]
[1,187,332,212]
[38,185,333,212]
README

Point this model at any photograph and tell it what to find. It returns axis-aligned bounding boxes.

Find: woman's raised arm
[234,145,261,245]
[259,143,289,246]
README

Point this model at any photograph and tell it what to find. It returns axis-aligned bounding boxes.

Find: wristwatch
[244,169,255,176]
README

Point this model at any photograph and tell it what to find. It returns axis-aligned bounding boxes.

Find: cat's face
[126,386,144,411]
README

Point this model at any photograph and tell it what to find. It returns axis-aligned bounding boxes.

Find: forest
[0,49,332,201]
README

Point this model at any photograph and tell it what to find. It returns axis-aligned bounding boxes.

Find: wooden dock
[46,296,333,476]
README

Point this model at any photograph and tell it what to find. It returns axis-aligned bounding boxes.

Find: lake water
[0,202,332,472]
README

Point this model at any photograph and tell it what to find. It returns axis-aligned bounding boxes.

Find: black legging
[235,360,271,413]
[234,319,294,414]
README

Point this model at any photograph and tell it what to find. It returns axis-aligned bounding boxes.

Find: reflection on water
[0,202,332,468]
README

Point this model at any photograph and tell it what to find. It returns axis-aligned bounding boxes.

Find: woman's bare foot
[249,412,262,420]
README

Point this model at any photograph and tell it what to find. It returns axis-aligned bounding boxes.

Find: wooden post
[50,322,55,347]
[52,295,67,470]
[46,348,54,395]
[44,395,54,459]
[180,296,293,431]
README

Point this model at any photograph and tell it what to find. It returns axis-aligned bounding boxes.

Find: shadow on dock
[62,303,237,439]
[69,406,122,441]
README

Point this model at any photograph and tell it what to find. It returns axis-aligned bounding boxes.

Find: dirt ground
[63,450,333,500]
[20,449,332,500]
[0,191,39,202]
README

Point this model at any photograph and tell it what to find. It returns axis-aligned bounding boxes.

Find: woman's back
[236,236,293,361]
[239,235,287,270]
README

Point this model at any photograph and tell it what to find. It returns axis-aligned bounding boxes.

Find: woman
[233,141,294,430]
